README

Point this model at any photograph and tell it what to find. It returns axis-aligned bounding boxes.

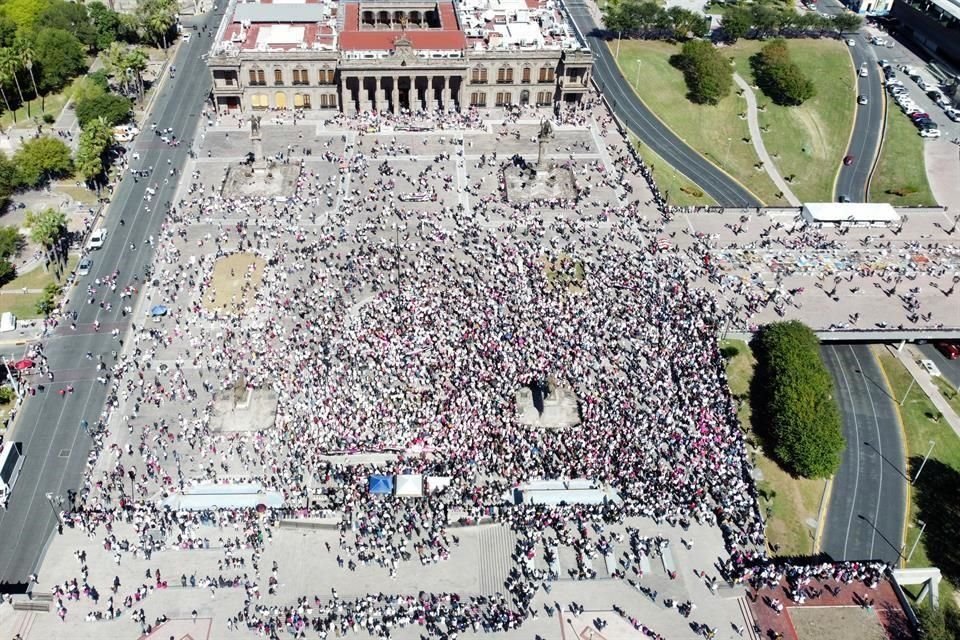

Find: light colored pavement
[889,344,960,440]
[732,74,801,207]
[924,140,960,211]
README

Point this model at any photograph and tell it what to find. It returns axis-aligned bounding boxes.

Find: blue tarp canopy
[150,305,168,317]
[369,475,394,494]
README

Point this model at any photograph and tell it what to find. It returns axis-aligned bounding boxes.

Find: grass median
[629,134,717,207]
[869,106,937,206]
[722,339,824,556]
[612,38,855,205]
[876,348,960,605]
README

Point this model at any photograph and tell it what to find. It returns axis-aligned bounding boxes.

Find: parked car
[910,112,931,120]
[920,359,942,377]
[935,342,960,360]
[89,228,107,250]
[920,129,941,138]
[77,257,93,276]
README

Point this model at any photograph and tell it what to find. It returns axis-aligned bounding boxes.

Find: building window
[274,69,284,85]
[471,67,487,84]
[537,91,552,106]
[292,69,309,86]
[495,91,510,106]
[318,69,335,85]
[294,93,311,108]
[496,67,513,84]
[251,94,268,110]
[470,92,486,107]
[538,67,555,83]
[249,69,265,86]
[320,94,336,108]
[521,67,531,84]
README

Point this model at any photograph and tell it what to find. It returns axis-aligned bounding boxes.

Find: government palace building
[206,0,594,114]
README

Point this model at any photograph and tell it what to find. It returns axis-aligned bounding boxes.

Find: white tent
[395,474,423,497]
[801,202,899,227]
[425,476,452,494]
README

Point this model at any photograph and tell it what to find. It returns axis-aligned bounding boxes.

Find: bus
[0,442,24,503]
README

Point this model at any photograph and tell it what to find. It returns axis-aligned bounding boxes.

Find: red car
[843,155,854,166]
[935,342,960,360]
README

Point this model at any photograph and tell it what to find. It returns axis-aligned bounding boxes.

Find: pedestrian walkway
[888,344,960,439]
[924,139,960,211]
[733,74,801,207]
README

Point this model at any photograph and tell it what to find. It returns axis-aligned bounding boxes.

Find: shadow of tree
[909,456,960,583]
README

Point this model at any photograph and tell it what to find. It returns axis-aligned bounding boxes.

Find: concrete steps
[736,596,761,640]
[477,525,515,594]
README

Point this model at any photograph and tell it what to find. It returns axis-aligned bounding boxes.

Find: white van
[0,442,24,502]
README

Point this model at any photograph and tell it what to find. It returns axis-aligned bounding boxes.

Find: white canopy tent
[801,202,900,227]
[395,474,424,497]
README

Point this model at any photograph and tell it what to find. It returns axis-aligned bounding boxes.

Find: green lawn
[613,39,856,205]
[722,339,824,556]
[0,92,68,131]
[877,349,960,605]
[0,255,78,319]
[870,106,938,206]
[730,39,857,204]
[629,134,717,207]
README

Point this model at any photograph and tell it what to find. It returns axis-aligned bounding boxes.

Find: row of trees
[604,0,709,40]
[670,39,733,106]
[751,39,816,106]
[753,321,845,478]
[602,0,863,42]
[0,0,177,121]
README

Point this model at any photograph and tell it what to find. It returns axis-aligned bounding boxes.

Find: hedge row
[754,320,844,478]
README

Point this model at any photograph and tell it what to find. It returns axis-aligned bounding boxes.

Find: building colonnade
[339,73,463,114]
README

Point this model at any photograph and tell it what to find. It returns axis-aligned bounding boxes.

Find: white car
[920,359,942,377]
[859,66,868,77]
[182,32,191,41]
[920,129,941,138]
[858,95,868,105]
[89,228,107,250]
[846,39,856,46]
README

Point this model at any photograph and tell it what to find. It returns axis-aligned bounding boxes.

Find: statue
[249,114,262,137]
[537,118,553,141]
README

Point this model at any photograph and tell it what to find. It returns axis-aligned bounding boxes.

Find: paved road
[817,0,886,202]
[821,344,906,565]
[917,342,960,390]
[561,0,761,208]
[0,10,223,591]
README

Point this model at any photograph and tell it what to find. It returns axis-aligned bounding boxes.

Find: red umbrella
[256,503,267,513]
[13,359,33,371]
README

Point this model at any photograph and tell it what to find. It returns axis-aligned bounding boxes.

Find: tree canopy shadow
[909,455,960,583]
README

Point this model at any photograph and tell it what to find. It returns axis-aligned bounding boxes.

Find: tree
[670,39,733,105]
[88,1,126,50]
[136,0,177,49]
[35,281,61,316]
[0,16,17,48]
[74,93,131,128]
[25,208,68,271]
[36,0,98,50]
[751,4,780,38]
[0,258,14,286]
[15,37,42,112]
[1,0,50,30]
[33,28,87,93]
[832,12,863,36]
[0,152,16,204]
[74,116,115,184]
[753,321,845,478]
[0,226,24,259]
[751,39,816,106]
[916,601,960,640]
[0,48,26,116]
[722,7,752,42]
[12,136,73,187]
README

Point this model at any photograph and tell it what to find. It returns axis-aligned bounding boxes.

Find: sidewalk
[733,73,801,206]
[924,139,960,211]
[888,344,960,440]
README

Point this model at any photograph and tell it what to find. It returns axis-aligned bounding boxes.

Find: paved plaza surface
[0,87,943,640]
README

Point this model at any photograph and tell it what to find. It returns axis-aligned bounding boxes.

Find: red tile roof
[338,1,465,51]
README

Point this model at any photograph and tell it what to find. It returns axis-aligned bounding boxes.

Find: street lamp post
[905,520,927,564]
[1,356,22,401]
[45,492,63,526]
[912,440,935,484]
[616,30,622,59]
[899,375,916,407]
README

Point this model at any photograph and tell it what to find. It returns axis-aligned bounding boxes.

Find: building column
[358,76,372,113]
[375,75,388,113]
[391,75,400,114]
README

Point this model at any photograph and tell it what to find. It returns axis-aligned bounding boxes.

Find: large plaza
[0,94,948,640]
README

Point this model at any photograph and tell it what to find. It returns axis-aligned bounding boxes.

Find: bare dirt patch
[790,606,887,640]
[204,252,266,314]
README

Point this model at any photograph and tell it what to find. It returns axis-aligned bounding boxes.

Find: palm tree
[0,49,26,118]
[16,38,42,113]
[0,65,16,124]
[125,47,148,101]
